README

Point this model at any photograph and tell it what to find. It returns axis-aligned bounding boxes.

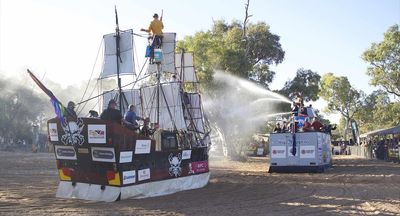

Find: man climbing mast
[141,12,164,63]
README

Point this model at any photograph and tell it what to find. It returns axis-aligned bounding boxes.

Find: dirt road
[0,152,399,215]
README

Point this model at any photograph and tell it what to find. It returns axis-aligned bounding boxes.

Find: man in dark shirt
[273,122,282,133]
[291,102,299,116]
[100,99,122,124]
[65,101,77,118]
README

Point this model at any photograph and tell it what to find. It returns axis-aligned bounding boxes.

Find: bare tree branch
[243,0,251,38]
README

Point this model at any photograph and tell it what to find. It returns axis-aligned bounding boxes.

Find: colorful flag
[51,98,66,124]
[27,69,66,124]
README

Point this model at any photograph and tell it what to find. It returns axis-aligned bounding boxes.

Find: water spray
[205,70,292,157]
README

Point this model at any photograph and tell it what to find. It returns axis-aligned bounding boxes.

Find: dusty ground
[0,152,400,216]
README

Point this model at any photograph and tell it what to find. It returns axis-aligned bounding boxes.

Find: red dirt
[0,152,399,215]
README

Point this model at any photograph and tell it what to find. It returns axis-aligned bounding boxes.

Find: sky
[0,0,399,122]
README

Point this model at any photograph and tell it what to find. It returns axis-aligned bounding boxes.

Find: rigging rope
[131,32,148,38]
[76,32,148,114]
[76,39,103,115]
[76,74,151,105]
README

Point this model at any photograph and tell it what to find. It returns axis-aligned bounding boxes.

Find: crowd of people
[273,117,329,134]
[361,137,400,162]
[64,99,154,136]
[273,93,336,134]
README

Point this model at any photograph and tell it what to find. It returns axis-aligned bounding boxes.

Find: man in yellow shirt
[141,13,164,63]
[141,13,164,36]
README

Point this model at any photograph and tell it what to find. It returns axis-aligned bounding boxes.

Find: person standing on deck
[100,99,123,124]
[65,101,77,118]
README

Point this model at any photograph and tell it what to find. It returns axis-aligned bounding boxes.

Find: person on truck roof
[311,117,324,132]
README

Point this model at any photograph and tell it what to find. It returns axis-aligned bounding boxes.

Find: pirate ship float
[29,9,211,202]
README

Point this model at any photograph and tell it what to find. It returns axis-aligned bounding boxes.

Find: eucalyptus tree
[362,24,400,97]
[320,73,364,140]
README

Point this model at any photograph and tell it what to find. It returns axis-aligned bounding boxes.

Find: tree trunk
[343,118,349,141]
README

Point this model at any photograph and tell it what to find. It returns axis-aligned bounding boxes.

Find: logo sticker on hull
[135,140,151,154]
[88,124,106,144]
[91,147,116,162]
[55,145,77,160]
[48,123,59,141]
[182,150,191,160]
[189,161,209,174]
[119,151,133,163]
[138,168,150,181]
[122,170,136,184]
[168,153,182,177]
[61,118,85,146]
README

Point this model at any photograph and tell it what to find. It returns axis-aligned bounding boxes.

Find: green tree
[362,24,400,97]
[353,90,389,133]
[0,76,52,150]
[320,73,364,140]
[352,89,400,135]
[177,20,284,89]
[280,68,321,102]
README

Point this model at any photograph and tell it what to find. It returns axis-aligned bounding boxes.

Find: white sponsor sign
[122,170,136,185]
[257,148,264,156]
[182,150,192,160]
[48,123,59,141]
[135,140,151,154]
[91,147,116,162]
[271,146,286,158]
[138,168,151,181]
[55,145,76,160]
[300,145,316,158]
[88,124,106,144]
[119,151,133,163]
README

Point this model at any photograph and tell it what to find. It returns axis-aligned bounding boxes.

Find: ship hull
[56,172,210,202]
[48,117,210,202]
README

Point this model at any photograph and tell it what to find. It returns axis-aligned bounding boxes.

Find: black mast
[114,6,123,114]
[157,64,161,126]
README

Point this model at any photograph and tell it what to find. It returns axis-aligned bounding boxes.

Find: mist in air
[203,71,292,155]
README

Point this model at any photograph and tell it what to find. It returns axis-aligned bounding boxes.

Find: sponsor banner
[48,123,59,141]
[300,145,316,159]
[88,124,106,144]
[55,145,76,160]
[135,140,151,154]
[119,151,133,163]
[91,147,116,162]
[189,161,209,174]
[138,168,150,181]
[77,148,89,154]
[271,146,286,158]
[122,170,136,185]
[182,150,191,160]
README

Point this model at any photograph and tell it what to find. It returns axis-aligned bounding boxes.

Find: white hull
[56,172,210,202]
